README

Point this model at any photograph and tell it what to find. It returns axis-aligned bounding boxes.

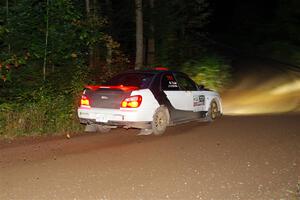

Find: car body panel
[164,91,193,111]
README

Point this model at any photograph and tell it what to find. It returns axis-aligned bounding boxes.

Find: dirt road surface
[1,114,300,200]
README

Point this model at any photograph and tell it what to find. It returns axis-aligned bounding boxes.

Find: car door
[191,90,206,112]
[174,72,208,112]
[173,73,200,112]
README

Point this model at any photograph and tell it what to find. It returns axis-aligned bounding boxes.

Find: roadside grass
[295,180,300,200]
[0,96,83,139]
[286,180,300,200]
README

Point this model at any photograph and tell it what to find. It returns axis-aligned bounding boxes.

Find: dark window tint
[174,73,198,91]
[106,73,154,89]
[161,73,180,91]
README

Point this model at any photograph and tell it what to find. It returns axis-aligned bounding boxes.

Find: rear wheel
[151,106,169,136]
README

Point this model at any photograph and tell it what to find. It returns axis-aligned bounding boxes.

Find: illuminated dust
[221,59,300,115]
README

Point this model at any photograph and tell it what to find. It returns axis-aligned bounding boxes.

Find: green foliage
[274,0,300,45]
[213,0,300,66]
[106,0,211,67]
[0,0,114,138]
[258,41,300,66]
[154,0,210,66]
[181,55,231,91]
[255,0,300,66]
[1,0,78,82]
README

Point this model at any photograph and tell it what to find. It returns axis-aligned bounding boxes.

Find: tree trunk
[43,0,49,81]
[85,0,95,69]
[85,0,90,16]
[135,0,143,69]
[147,0,155,65]
[105,0,113,66]
[6,0,11,54]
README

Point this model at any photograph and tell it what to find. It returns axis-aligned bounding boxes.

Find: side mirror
[198,84,205,90]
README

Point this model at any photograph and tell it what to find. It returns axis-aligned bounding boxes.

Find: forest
[0,0,299,137]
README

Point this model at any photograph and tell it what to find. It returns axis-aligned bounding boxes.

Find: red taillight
[80,95,90,108]
[154,67,169,71]
[121,95,142,108]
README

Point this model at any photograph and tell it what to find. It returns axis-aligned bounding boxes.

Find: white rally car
[78,68,222,135]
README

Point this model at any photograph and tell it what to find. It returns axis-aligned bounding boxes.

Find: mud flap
[138,129,153,136]
[84,124,98,132]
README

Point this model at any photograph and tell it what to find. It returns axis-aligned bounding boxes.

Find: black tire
[207,100,219,122]
[96,125,111,133]
[151,106,170,136]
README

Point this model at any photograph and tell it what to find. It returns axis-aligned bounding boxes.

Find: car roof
[122,69,183,75]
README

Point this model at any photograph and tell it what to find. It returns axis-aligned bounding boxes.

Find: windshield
[106,73,155,89]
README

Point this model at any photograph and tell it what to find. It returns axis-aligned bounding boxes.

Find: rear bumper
[78,107,153,129]
[79,118,151,129]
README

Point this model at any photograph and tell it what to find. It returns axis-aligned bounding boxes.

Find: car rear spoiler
[85,85,139,92]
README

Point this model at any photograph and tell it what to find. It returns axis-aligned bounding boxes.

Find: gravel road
[1,114,300,200]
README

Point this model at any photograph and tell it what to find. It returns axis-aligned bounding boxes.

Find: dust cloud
[221,61,300,115]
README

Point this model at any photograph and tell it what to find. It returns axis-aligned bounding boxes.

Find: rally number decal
[193,95,205,107]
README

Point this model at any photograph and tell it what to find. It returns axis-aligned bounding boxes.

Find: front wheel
[207,100,219,122]
[151,106,170,136]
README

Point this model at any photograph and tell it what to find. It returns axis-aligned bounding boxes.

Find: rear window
[106,73,154,89]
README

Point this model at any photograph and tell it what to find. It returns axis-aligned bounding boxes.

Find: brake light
[121,95,142,108]
[80,95,91,108]
[155,67,169,71]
